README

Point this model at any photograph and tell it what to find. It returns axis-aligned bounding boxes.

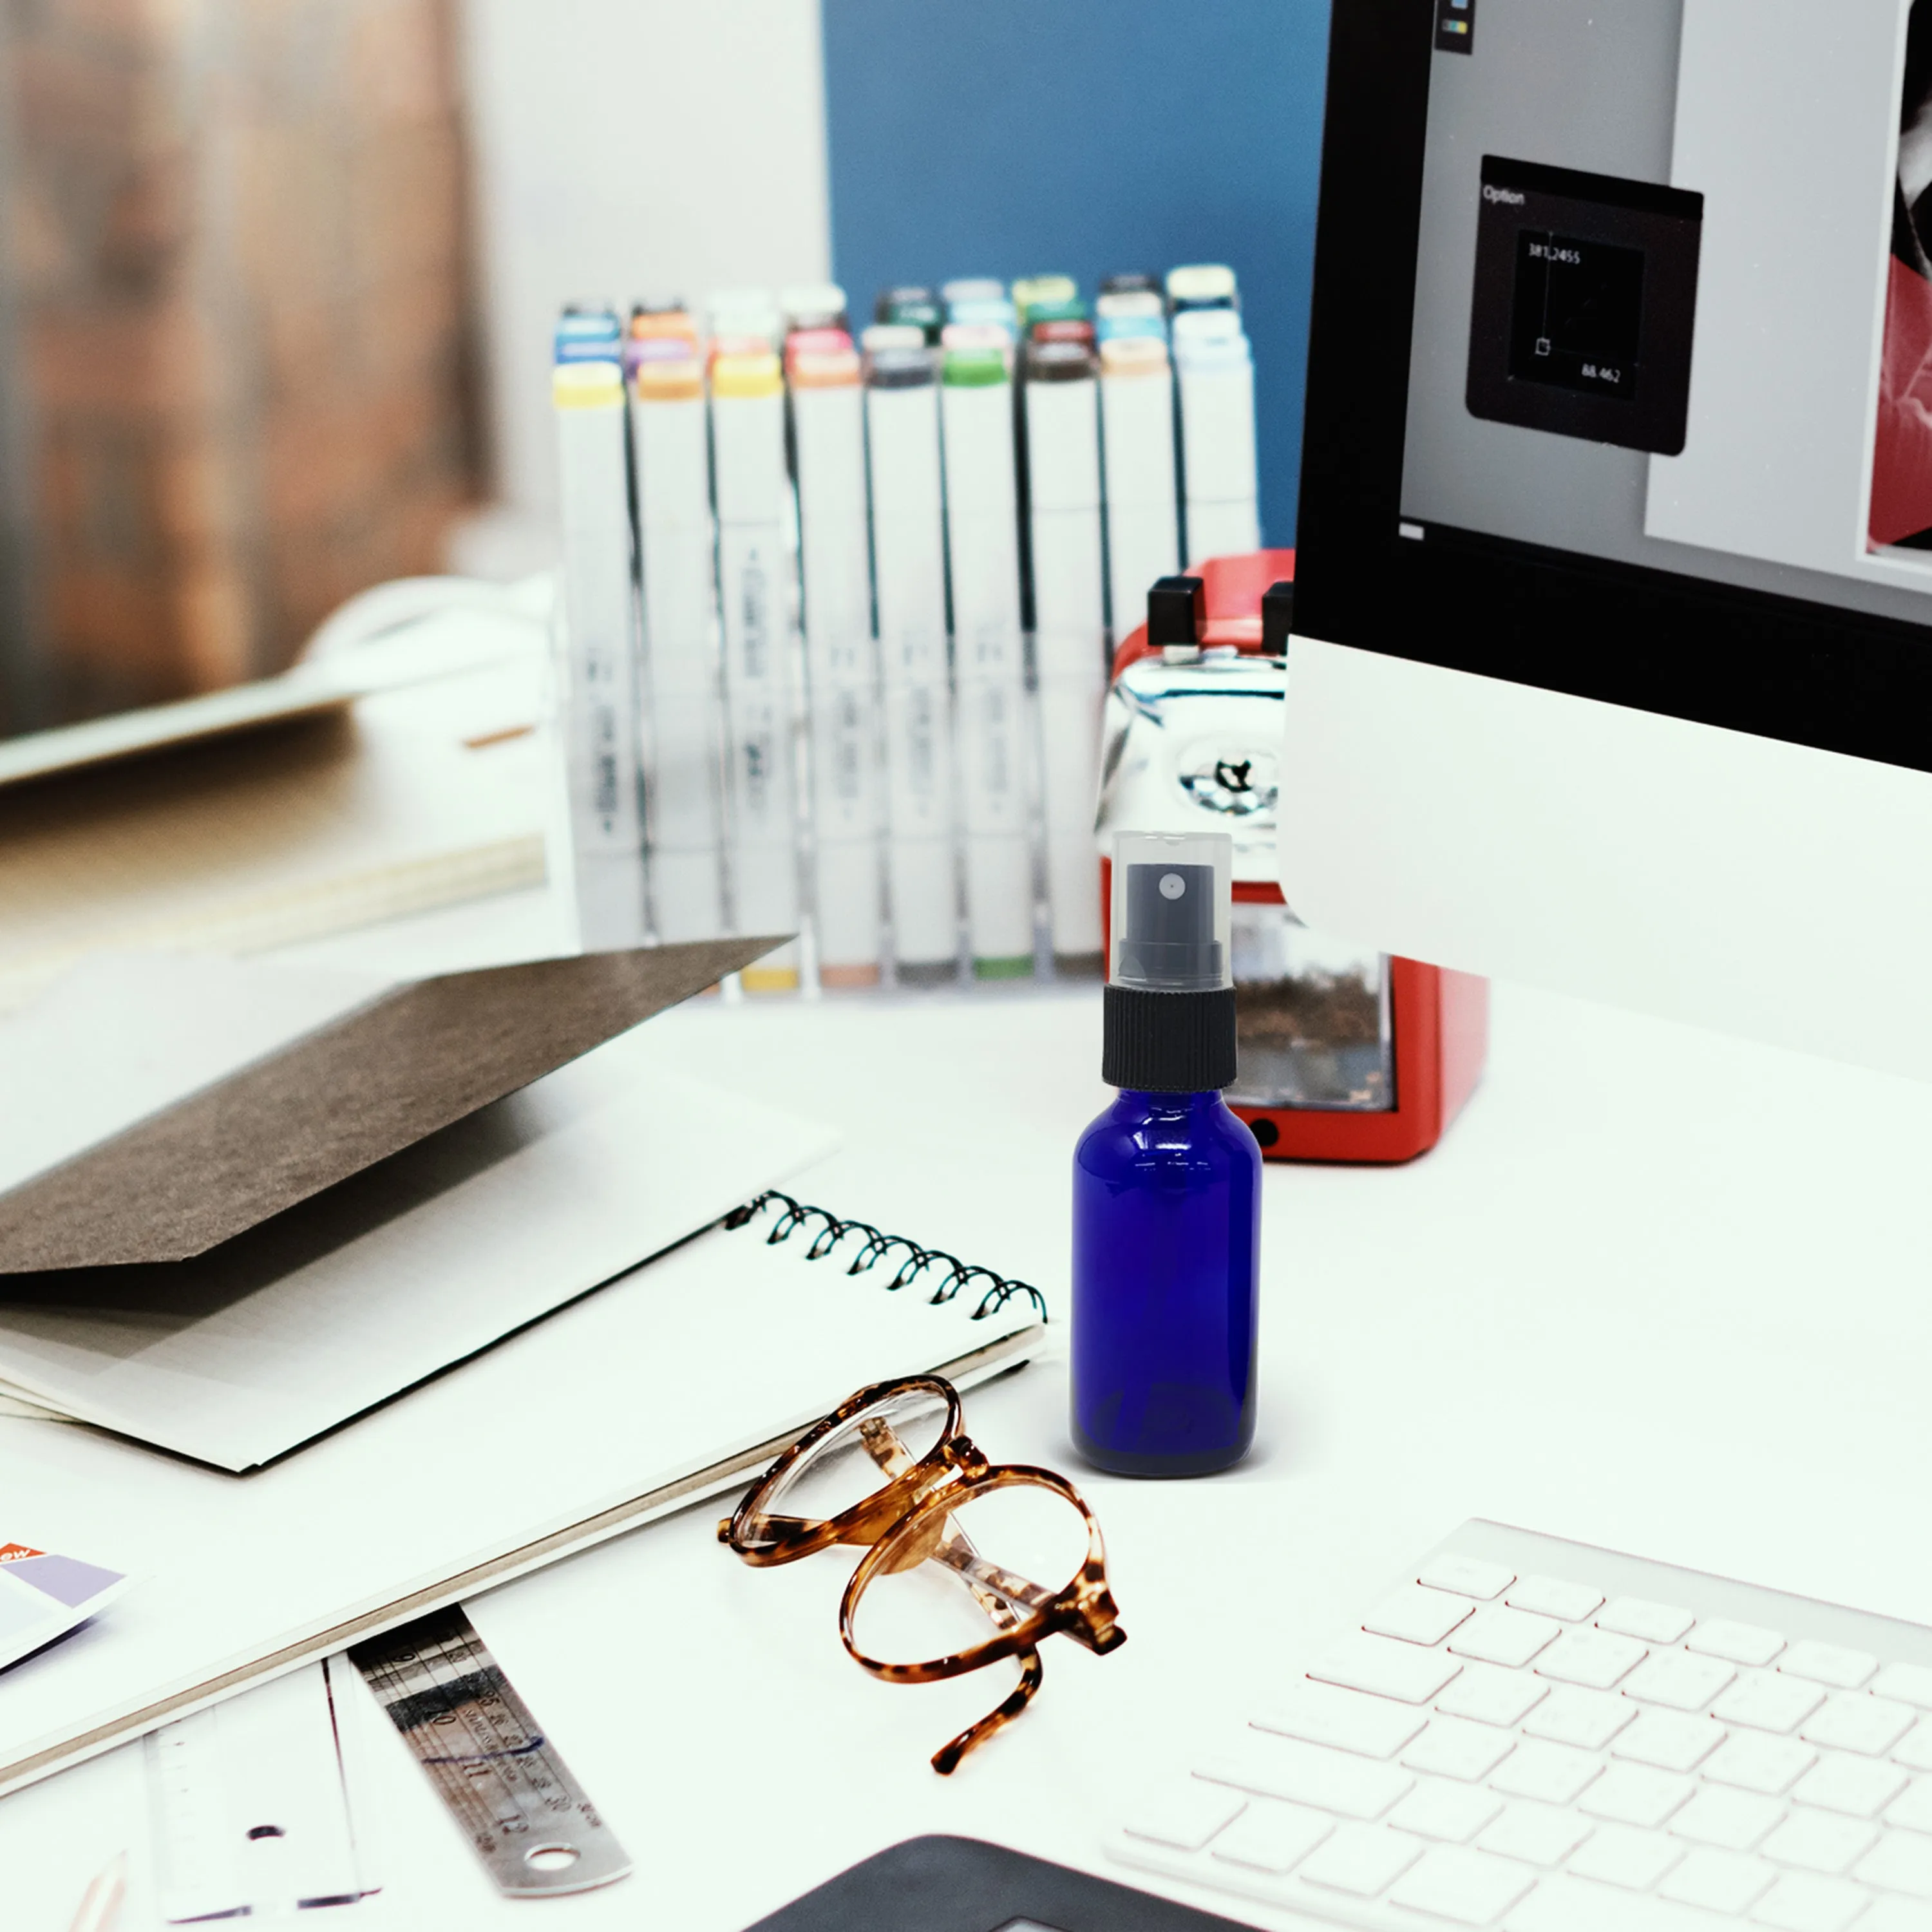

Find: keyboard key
[1208,1799,1334,1874]
[1782,1643,1879,1692]
[1478,1801,1593,1868]
[1751,1872,1871,1932]
[1802,1694,1917,1758]
[1600,1598,1697,1645]
[1420,1555,1516,1602]
[1625,1651,1738,1712]
[1438,1661,1550,1728]
[1886,1780,1932,1835]
[1872,1664,1932,1712]
[1389,1779,1506,1844]
[1197,1737,1414,1820]
[1506,1576,1605,1623]
[1253,1682,1428,1760]
[1855,1830,1932,1899]
[1580,1763,1696,1829]
[1612,1710,1727,1772]
[1716,1671,1829,1735]
[1793,1752,1910,1819]
[1670,1785,1786,1852]
[1367,1583,1477,1647]
[1689,1620,1788,1669]
[1390,1844,1539,1925]
[1704,1732,1819,1795]
[1761,1809,1880,1875]
[1311,1633,1463,1705]
[1662,1848,1777,1914]
[1523,1685,1638,1750]
[1121,1779,1245,1850]
[1568,1822,1687,1889]
[1506,1871,1743,1932]
[1894,1724,1932,1774]
[1403,1718,1518,1783]
[1450,1605,1563,1669]
[1539,1628,1649,1690]
[1299,1821,1425,1895]
[1490,1739,1604,1806]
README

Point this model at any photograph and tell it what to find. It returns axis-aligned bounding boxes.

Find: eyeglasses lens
[848,1482,1091,1668]
[748,1385,954,1542]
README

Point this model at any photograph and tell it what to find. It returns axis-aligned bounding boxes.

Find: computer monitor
[1284,0,1932,1078]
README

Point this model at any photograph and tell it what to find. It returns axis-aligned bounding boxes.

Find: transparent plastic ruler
[347,1605,630,1897]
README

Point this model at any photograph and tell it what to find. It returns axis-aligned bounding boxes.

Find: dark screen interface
[1507,231,1645,400]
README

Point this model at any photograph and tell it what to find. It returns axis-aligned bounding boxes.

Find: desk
[5,886,1932,1931]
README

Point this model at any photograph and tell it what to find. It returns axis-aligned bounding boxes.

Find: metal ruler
[347,1605,630,1897]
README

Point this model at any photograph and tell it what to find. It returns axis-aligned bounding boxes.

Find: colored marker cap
[1025,338,1097,383]
[634,357,703,402]
[876,283,935,321]
[1172,307,1247,348]
[779,281,849,330]
[864,344,936,389]
[712,350,784,399]
[553,359,624,407]
[1012,273,1079,316]
[787,330,860,386]
[941,276,1005,307]
[1101,271,1161,296]
[947,296,1017,334]
[940,321,1012,353]
[862,322,927,352]
[942,343,1009,387]
[630,305,696,339]
[554,307,622,363]
[1097,289,1164,320]
[1031,317,1095,346]
[1099,336,1171,377]
[1023,298,1088,330]
[1166,263,1240,310]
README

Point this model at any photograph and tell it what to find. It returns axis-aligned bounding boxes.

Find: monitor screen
[1297,0,1932,772]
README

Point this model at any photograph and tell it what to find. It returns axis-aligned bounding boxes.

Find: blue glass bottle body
[1070,1087,1262,1477]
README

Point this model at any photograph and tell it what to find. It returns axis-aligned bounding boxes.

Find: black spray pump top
[1115,862,1225,992]
[1102,831,1238,1093]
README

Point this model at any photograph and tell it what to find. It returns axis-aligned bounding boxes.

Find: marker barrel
[632,357,726,943]
[791,349,884,984]
[866,357,959,977]
[1175,316,1260,563]
[1100,337,1182,636]
[553,359,647,951]
[712,355,801,987]
[942,359,1034,976]
[1025,352,1106,962]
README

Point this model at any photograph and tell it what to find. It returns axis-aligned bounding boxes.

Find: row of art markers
[550,267,1259,990]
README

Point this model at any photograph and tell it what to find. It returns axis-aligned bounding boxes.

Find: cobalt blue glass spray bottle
[1072,831,1262,1477]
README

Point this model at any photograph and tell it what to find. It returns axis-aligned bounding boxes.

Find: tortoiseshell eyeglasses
[719,1375,1126,1774]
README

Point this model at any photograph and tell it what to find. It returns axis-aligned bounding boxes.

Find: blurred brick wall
[6,0,484,724]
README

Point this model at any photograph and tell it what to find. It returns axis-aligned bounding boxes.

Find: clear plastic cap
[1110,831,1233,992]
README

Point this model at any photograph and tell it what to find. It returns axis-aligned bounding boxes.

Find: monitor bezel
[1294,0,1932,774]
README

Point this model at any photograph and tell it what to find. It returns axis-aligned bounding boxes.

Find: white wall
[459,0,831,528]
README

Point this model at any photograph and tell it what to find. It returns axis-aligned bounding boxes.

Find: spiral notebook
[0,1189,1048,1798]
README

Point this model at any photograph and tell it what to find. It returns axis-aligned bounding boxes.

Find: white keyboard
[1106,1522,1932,1932]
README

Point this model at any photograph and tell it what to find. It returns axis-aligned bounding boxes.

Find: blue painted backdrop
[819,0,1332,545]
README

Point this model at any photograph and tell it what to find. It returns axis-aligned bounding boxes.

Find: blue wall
[819,0,1332,546]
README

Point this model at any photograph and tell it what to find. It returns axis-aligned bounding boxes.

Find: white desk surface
[6,886,1932,1931]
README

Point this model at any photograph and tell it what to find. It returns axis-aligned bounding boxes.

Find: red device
[1105,549,1489,1163]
